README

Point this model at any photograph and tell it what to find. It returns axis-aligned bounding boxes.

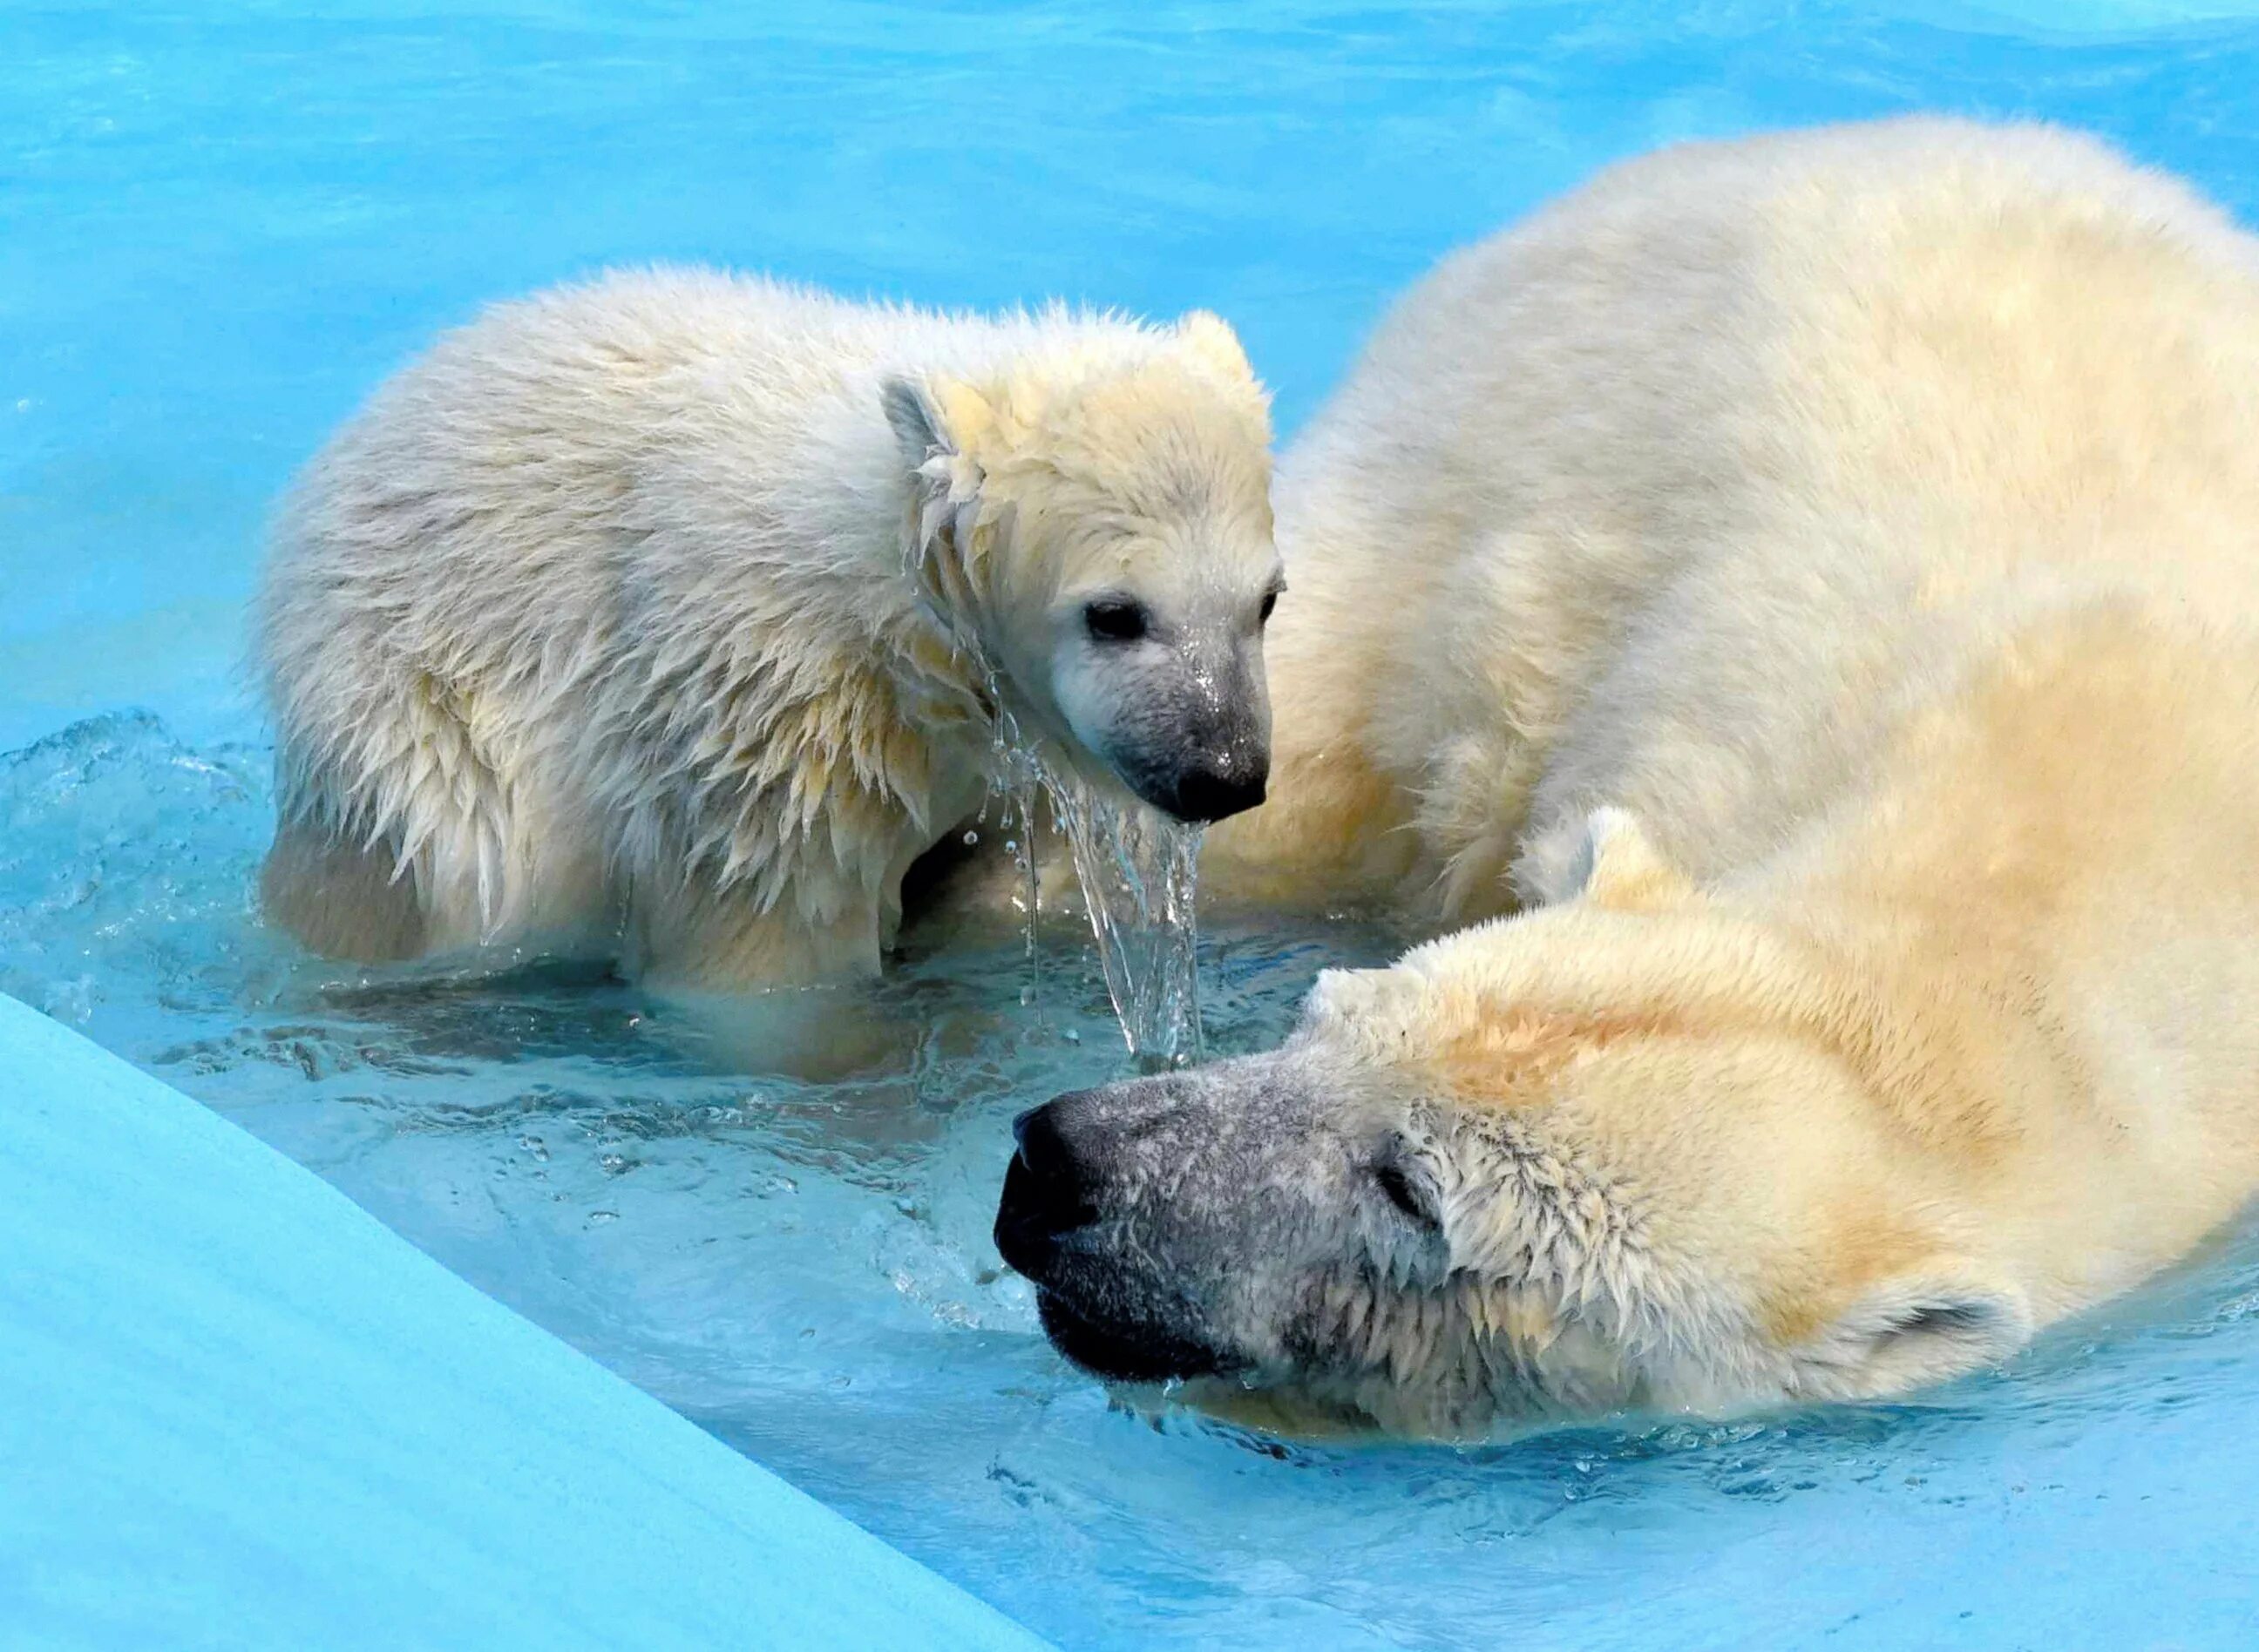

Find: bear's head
[882,312,1279,823]
[995,809,2033,1439]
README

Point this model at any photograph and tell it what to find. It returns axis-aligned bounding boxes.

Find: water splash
[979,692,1204,1066]
[1045,785,1204,1069]
[984,708,1047,1012]
[1005,776,1042,1011]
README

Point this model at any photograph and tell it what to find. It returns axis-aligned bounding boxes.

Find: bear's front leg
[622,885,916,1079]
[627,880,886,991]
[261,815,436,962]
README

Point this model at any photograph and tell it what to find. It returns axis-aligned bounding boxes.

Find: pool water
[7,4,2259,1647]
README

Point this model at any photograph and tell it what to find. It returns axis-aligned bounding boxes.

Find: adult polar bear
[257,281,1279,986]
[996,117,2259,1434]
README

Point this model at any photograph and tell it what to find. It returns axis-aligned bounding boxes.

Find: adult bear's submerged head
[995,810,2035,1439]
[882,311,1279,824]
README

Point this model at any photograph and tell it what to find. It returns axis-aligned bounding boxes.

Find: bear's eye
[1258,588,1279,626]
[1083,599,1151,644]
[1374,1161,1440,1232]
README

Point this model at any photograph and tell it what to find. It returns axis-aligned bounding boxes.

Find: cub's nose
[994,1093,1107,1278]
[1163,754,1268,823]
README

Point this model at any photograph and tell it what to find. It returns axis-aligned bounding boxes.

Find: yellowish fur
[1207,115,2259,920]
[256,272,1276,986]
[1280,117,2259,1410]
[1340,606,2259,1412]
[1007,118,2259,1432]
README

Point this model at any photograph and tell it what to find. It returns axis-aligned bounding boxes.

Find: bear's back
[1306,113,2259,644]
[1261,116,2259,917]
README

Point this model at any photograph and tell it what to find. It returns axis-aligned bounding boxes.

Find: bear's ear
[1304,967,1384,1025]
[1175,310,1256,384]
[1799,1266,2031,1397]
[881,376,996,475]
[1299,966,1422,1037]
[1565,807,1694,912]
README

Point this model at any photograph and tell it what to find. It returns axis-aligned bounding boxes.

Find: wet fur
[1007,118,2259,1435]
[256,272,1273,986]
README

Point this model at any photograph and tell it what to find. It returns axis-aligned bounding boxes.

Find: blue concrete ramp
[0,992,1049,1650]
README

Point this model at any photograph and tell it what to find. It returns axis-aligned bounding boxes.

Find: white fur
[1029,118,2259,1432]
[1209,114,2259,919]
[257,270,1274,985]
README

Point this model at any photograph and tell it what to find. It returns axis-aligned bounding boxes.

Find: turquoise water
[6,4,2259,1646]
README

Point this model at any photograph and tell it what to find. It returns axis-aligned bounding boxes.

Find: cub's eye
[1374,1161,1439,1232]
[1083,599,1151,644]
[1258,588,1280,625]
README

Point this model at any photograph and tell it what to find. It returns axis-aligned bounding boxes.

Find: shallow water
[10,714,2259,1649]
[10,3,2259,1647]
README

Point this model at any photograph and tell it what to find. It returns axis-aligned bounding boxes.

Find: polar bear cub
[257,271,1280,986]
[997,118,2259,1434]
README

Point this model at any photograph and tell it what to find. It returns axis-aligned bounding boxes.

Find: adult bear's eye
[1258,587,1279,625]
[1374,1160,1440,1233]
[1084,598,1151,643]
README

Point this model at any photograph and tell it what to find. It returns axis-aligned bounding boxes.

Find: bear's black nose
[1163,757,1267,824]
[994,1095,1106,1278]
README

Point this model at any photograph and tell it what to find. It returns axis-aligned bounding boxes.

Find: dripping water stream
[984,704,1204,1068]
[1047,786,1203,1068]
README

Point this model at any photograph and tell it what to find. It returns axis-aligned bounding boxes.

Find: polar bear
[256,272,1280,986]
[995,117,2259,1435]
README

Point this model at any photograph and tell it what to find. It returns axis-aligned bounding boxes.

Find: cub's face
[994,869,2032,1439]
[1028,443,1279,824]
[885,315,1280,823]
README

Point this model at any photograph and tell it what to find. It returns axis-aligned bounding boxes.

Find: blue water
[7,4,2259,1647]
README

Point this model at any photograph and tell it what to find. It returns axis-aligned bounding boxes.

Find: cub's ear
[1801,1267,2032,1398]
[1566,806,1695,912]
[880,376,996,474]
[1175,309,1257,384]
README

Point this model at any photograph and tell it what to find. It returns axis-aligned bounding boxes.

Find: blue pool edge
[0,989,1053,1650]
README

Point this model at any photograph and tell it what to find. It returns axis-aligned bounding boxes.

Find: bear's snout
[996,1087,1245,1385]
[1073,615,1274,827]
[1159,748,1268,823]
[994,1094,1109,1277]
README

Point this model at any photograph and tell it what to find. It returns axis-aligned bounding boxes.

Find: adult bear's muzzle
[993,1058,1374,1391]
[995,1092,1243,1383]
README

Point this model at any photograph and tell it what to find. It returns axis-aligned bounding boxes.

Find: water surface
[7,4,2259,1646]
